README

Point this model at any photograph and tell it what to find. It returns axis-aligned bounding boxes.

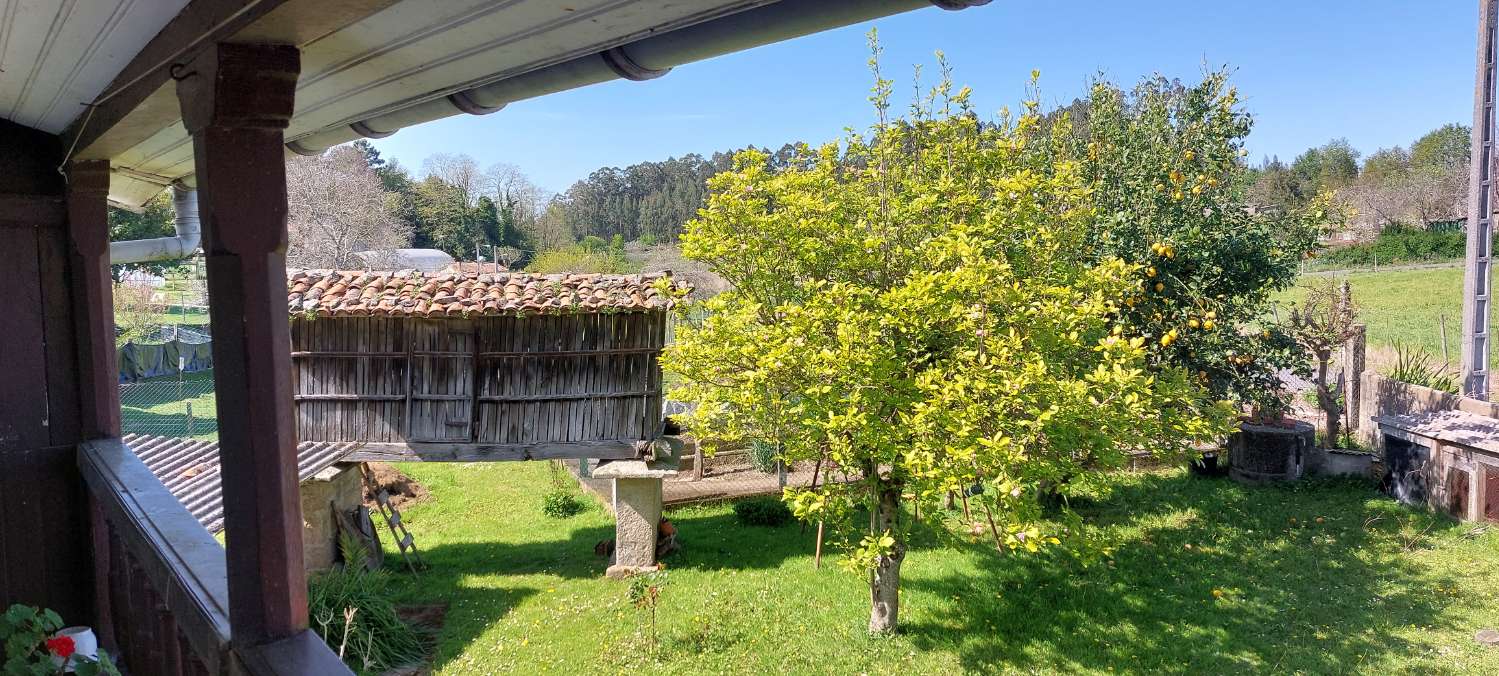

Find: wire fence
[119,372,218,440]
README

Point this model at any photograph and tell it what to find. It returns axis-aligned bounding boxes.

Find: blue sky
[370,1,1477,193]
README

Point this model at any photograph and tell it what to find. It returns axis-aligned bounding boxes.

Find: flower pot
[1227,420,1314,484]
[50,626,98,672]
[1189,450,1229,477]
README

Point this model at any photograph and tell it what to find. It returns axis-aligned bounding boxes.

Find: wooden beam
[67,161,121,439]
[342,440,646,463]
[66,0,405,163]
[180,42,307,649]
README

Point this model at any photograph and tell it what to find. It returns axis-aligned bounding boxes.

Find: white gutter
[111,187,201,264]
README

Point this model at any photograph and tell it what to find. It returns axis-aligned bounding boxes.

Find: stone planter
[1310,448,1376,479]
[1228,420,1314,484]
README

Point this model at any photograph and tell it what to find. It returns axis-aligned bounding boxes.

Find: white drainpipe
[110,187,201,264]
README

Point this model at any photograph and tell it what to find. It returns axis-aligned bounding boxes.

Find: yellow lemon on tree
[1188,318,1200,329]
[1184,150,1196,161]
[1154,282,1165,292]
[1203,319,1216,330]
[1146,266,1157,277]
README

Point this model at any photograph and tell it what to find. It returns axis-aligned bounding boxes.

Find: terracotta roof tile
[287,269,680,317]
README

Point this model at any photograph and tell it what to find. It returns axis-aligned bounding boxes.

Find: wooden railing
[79,438,352,676]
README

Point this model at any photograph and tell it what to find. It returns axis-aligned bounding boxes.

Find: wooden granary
[286,269,678,462]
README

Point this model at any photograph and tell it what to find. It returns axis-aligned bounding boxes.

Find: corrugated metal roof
[123,434,362,534]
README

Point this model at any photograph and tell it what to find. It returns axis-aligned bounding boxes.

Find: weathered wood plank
[78,438,231,673]
[341,439,646,463]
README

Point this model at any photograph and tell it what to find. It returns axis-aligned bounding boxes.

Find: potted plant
[0,604,118,675]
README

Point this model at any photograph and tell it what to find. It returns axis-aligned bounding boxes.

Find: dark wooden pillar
[0,118,91,625]
[176,43,307,647]
[67,160,121,439]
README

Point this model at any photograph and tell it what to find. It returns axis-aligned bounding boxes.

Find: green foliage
[108,193,184,281]
[746,439,779,474]
[308,568,425,675]
[1,604,119,676]
[1317,225,1465,267]
[1385,342,1458,394]
[1409,123,1470,171]
[541,490,585,518]
[732,497,793,527]
[666,39,1236,632]
[1063,71,1329,418]
[525,245,636,274]
[627,569,669,654]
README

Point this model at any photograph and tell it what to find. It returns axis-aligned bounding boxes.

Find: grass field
[1275,264,1490,372]
[381,462,1499,675]
[118,370,218,439]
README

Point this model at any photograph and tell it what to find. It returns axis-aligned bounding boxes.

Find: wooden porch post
[176,43,306,648]
[66,160,121,440]
[66,159,121,652]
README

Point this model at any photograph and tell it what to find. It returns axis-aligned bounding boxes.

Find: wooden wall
[0,119,91,621]
[290,312,665,445]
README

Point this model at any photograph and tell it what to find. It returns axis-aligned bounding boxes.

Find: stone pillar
[176,42,307,647]
[593,438,682,578]
[610,478,663,575]
[1344,323,1366,433]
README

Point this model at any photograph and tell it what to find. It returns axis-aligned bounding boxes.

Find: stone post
[593,438,682,578]
[1344,323,1366,434]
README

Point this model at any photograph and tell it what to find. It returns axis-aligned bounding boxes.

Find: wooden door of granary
[408,319,476,442]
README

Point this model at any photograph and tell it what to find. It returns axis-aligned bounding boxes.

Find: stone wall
[300,464,365,573]
[1356,371,1499,449]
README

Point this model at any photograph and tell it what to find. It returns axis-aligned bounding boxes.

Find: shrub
[1318,225,1465,268]
[308,567,425,675]
[541,490,585,518]
[1386,342,1458,394]
[747,439,779,474]
[733,497,793,527]
[525,245,636,274]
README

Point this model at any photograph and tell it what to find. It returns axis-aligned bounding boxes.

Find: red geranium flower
[46,635,75,660]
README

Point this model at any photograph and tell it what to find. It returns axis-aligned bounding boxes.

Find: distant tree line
[1246,124,1470,237]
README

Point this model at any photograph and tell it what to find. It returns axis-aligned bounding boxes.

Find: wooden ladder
[361,465,425,574]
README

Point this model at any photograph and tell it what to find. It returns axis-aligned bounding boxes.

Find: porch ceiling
[7,0,962,210]
[0,0,192,134]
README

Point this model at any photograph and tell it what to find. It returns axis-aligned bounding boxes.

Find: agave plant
[1386,342,1458,394]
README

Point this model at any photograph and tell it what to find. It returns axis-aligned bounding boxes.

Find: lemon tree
[1068,73,1330,417]
[662,40,1233,635]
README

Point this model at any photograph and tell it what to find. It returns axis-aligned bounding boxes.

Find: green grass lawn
[119,370,218,439]
[381,463,1499,675]
[1276,265,1490,370]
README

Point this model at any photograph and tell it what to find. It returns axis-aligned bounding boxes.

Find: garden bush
[308,566,425,675]
[1318,225,1465,268]
[541,490,585,518]
[733,497,793,527]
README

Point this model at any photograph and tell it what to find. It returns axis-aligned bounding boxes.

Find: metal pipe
[110,187,201,264]
[286,0,976,154]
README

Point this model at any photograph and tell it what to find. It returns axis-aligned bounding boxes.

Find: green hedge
[1318,225,1464,267]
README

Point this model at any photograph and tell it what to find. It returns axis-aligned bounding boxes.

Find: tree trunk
[868,481,905,635]
[1315,355,1341,445]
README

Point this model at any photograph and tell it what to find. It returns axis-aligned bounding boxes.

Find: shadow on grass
[900,472,1466,674]
[385,509,815,671]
